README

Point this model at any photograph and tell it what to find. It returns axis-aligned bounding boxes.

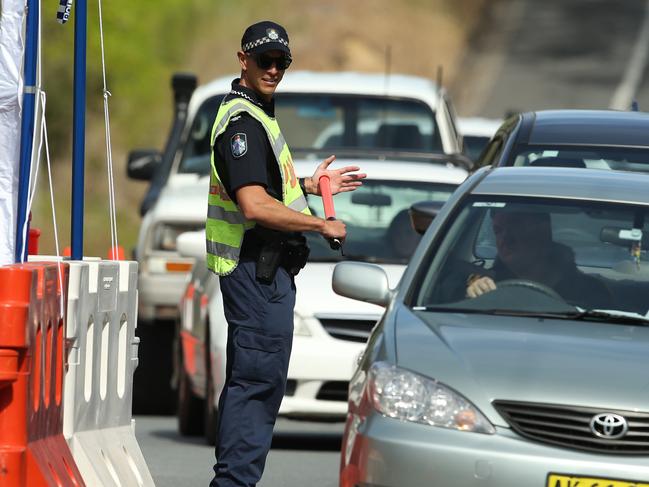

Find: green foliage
[41,0,219,154]
[34,0,220,256]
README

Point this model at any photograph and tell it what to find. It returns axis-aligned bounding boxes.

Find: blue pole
[15,0,39,262]
[71,0,87,260]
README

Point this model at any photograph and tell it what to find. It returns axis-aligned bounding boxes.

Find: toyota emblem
[590,413,628,439]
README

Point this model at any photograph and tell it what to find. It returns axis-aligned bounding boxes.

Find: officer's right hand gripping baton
[318,175,342,251]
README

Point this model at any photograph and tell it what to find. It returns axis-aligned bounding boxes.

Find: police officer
[207,20,366,487]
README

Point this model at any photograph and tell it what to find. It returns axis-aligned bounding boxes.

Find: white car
[128,70,469,414]
[176,160,467,443]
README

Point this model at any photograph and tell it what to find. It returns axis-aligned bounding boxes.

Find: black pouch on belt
[282,235,310,276]
[255,239,284,284]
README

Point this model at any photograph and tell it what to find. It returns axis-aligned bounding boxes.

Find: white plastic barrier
[30,256,154,487]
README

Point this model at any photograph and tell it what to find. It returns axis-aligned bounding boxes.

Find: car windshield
[412,196,649,317]
[177,94,442,175]
[510,145,649,173]
[306,180,457,264]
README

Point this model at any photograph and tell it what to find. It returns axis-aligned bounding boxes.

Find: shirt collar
[229,78,275,116]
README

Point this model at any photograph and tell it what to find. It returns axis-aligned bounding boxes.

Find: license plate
[548,473,649,487]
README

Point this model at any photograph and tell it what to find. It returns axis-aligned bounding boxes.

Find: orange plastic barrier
[0,262,85,486]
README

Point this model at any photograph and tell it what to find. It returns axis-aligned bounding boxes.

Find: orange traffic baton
[318,175,343,251]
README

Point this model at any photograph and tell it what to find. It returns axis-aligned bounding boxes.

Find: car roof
[293,159,467,185]
[189,71,443,116]
[473,166,649,205]
[525,109,649,147]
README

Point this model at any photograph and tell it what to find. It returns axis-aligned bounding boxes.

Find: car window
[413,195,649,315]
[276,94,443,153]
[177,96,223,175]
[511,146,649,173]
[178,94,445,175]
[305,180,457,264]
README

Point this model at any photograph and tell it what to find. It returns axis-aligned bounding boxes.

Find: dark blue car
[476,109,649,173]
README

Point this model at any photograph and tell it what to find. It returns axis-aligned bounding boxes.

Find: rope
[25,1,66,313]
[39,92,63,265]
[98,0,119,259]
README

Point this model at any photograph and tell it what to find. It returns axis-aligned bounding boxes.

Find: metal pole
[15,0,39,262]
[71,0,87,260]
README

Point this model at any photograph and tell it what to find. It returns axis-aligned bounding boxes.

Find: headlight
[368,362,494,434]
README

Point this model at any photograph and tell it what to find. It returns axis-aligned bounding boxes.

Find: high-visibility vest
[206,96,311,276]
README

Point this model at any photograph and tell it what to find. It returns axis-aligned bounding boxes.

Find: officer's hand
[466,276,497,298]
[322,219,346,241]
[308,155,367,196]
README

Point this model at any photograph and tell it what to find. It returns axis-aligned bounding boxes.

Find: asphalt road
[135,415,344,486]
[453,0,649,117]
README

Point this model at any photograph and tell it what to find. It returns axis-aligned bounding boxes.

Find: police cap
[241,20,291,57]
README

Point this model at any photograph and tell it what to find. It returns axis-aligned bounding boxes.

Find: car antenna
[436,65,443,93]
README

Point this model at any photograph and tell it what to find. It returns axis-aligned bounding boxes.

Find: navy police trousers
[210,260,295,487]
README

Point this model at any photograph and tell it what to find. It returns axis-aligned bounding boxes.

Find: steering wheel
[497,279,564,301]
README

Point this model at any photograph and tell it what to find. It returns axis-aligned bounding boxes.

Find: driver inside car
[466,210,611,308]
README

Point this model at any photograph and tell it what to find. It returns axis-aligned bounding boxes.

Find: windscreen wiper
[569,309,649,326]
[412,306,591,320]
[414,306,649,324]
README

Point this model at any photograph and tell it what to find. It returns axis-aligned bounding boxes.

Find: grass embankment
[32,0,486,257]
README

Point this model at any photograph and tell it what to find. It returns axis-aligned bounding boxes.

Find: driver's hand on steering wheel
[466,275,497,298]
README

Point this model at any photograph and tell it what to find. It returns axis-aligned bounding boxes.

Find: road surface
[135,416,343,486]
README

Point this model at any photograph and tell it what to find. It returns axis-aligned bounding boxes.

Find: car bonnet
[393,305,649,425]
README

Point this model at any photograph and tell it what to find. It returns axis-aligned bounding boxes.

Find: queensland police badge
[231,133,247,158]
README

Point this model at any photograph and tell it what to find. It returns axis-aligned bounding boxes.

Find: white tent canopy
[0,0,25,265]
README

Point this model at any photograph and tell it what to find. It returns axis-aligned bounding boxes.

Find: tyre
[132,321,177,415]
[177,354,204,436]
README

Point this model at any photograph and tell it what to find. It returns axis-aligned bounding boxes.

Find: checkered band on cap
[242,36,289,52]
[56,0,73,24]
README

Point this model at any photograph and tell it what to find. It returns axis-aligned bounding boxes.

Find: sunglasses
[250,52,292,70]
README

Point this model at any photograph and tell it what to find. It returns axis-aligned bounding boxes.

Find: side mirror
[332,262,391,307]
[176,230,206,260]
[127,149,162,181]
[409,200,444,235]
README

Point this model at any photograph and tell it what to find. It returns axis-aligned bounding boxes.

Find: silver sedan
[335,167,649,487]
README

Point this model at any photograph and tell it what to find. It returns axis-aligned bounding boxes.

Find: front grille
[493,400,649,454]
[316,381,349,402]
[317,318,377,343]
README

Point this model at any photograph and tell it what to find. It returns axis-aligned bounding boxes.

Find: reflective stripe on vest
[206,97,311,276]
